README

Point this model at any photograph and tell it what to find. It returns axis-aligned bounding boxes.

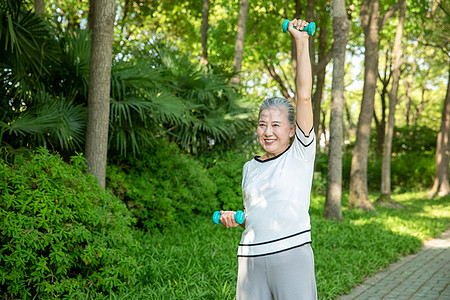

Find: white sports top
[238,124,315,257]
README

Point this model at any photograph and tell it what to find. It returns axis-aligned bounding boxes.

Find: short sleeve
[291,123,316,161]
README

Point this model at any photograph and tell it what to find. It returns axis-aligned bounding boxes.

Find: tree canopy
[1,0,448,195]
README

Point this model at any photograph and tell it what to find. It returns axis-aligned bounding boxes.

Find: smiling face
[257,107,295,159]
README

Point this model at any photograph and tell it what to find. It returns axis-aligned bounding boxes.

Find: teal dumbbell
[282,19,316,36]
[213,211,245,225]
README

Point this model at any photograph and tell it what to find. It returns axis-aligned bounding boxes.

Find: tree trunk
[122,0,131,21]
[306,0,316,75]
[321,107,327,146]
[349,0,399,211]
[312,6,329,156]
[230,0,249,85]
[324,0,350,221]
[349,0,380,211]
[289,0,303,82]
[85,0,116,189]
[413,60,432,125]
[428,62,450,198]
[379,0,406,202]
[404,71,413,126]
[404,40,420,126]
[200,0,209,65]
[34,0,44,17]
[344,98,356,138]
[312,59,325,154]
[373,86,386,157]
[375,51,390,156]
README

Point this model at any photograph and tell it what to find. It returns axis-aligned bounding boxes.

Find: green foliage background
[0,149,139,298]
[107,139,219,231]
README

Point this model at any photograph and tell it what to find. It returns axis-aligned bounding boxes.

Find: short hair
[258,97,296,126]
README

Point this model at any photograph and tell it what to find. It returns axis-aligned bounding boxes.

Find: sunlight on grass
[418,204,450,219]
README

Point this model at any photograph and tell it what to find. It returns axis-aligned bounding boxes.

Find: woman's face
[257,107,295,158]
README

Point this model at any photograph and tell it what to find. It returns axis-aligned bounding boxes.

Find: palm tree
[0,0,85,154]
[108,57,186,156]
[155,48,255,154]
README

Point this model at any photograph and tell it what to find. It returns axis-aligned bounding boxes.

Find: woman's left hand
[287,19,310,41]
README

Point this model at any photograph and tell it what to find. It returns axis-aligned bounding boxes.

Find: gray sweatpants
[236,244,317,300]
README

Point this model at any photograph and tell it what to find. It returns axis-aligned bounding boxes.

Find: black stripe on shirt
[237,241,312,258]
[296,123,314,137]
[239,229,311,247]
[254,145,291,163]
[295,133,314,147]
[295,124,314,147]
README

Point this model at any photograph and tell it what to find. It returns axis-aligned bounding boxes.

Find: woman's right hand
[219,211,240,228]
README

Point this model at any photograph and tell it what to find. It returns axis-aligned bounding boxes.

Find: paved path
[338,228,450,300]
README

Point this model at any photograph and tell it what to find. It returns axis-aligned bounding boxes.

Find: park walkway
[338,227,450,300]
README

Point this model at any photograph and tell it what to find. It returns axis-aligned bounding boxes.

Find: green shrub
[0,148,139,299]
[107,139,219,231]
[391,125,436,154]
[204,147,255,211]
[391,152,434,192]
[335,125,436,192]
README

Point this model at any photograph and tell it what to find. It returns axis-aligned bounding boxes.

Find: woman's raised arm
[287,19,313,134]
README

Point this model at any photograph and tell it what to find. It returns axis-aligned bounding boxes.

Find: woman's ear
[289,124,295,138]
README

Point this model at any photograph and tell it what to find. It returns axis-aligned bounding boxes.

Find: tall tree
[379,0,406,202]
[374,49,390,156]
[85,0,116,189]
[200,0,209,65]
[428,62,450,197]
[348,0,398,210]
[288,0,303,83]
[311,0,334,155]
[230,0,249,85]
[403,40,420,126]
[426,0,450,197]
[323,0,351,221]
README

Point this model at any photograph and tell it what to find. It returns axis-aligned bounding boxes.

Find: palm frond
[51,99,86,150]
[146,90,185,125]
[58,28,91,101]
[0,91,86,151]
[111,59,164,100]
[108,123,157,156]
[148,47,256,154]
[0,1,59,79]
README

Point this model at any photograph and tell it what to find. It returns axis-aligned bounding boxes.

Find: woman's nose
[264,125,273,136]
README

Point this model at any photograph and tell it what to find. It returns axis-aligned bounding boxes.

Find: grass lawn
[116,192,449,300]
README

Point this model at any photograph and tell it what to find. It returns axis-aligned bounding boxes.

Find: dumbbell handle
[213,210,245,225]
[282,19,316,36]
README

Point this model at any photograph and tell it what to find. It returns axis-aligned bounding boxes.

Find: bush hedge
[107,139,219,231]
[202,147,254,212]
[0,148,139,299]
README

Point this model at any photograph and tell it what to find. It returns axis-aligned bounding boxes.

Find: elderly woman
[219,19,317,300]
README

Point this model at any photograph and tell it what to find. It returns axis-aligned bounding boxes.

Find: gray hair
[258,97,296,126]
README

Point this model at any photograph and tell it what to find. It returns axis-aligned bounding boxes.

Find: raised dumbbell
[282,19,316,36]
[213,210,245,225]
